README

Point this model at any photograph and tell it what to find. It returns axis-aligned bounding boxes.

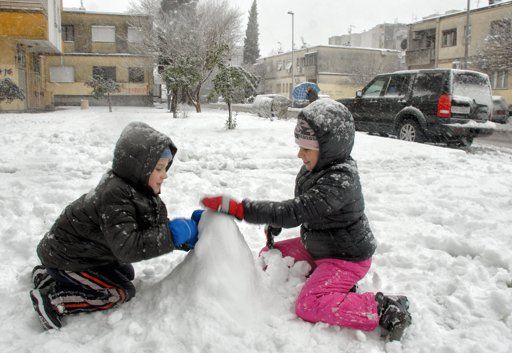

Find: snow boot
[376,292,411,341]
[30,287,62,330]
[32,265,54,289]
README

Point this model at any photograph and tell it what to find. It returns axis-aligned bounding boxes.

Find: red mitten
[201,196,245,220]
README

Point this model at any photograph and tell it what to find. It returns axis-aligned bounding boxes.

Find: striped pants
[43,264,136,315]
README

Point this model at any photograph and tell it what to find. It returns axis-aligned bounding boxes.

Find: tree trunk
[187,86,202,113]
[227,102,233,129]
[107,92,112,113]
[171,89,178,119]
[166,83,171,111]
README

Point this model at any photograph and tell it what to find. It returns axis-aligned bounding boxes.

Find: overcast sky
[63,0,499,56]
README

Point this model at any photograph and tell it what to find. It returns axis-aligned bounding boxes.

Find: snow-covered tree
[210,64,259,129]
[475,18,512,73]
[160,0,197,15]
[129,0,242,113]
[242,0,260,65]
[85,76,120,113]
[0,78,25,107]
[162,61,200,118]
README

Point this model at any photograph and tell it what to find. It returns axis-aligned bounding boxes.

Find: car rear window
[452,72,492,107]
[413,72,445,96]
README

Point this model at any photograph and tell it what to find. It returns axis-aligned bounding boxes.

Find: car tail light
[437,94,451,118]
[495,109,506,115]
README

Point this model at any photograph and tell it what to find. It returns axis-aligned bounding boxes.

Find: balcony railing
[0,0,47,12]
[406,48,436,66]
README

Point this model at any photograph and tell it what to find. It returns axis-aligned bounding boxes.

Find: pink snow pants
[260,237,379,331]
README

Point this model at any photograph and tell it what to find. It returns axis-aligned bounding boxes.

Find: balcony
[406,48,436,67]
[0,0,47,12]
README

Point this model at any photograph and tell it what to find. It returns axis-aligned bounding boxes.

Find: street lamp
[463,0,470,69]
[287,11,294,99]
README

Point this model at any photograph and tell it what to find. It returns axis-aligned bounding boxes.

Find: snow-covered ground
[0,106,511,353]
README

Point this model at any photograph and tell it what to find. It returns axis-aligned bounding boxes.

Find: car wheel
[458,136,473,147]
[397,120,425,143]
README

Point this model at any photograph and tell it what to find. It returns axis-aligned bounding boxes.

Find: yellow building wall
[0,38,26,111]
[0,11,47,39]
[318,75,361,100]
[44,55,153,98]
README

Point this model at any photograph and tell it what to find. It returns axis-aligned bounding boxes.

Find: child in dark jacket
[30,121,202,330]
[202,99,412,341]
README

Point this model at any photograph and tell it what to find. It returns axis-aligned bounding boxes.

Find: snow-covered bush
[0,78,25,105]
[85,76,120,113]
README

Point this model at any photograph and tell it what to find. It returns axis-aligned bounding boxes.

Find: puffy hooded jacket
[243,99,376,261]
[37,122,178,271]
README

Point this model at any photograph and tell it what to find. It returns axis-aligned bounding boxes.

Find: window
[49,66,74,82]
[15,44,25,68]
[442,28,457,47]
[128,27,143,43]
[491,70,508,89]
[32,53,41,75]
[490,18,511,36]
[363,76,389,97]
[413,72,444,96]
[128,67,144,83]
[62,25,74,41]
[384,75,410,97]
[277,61,283,71]
[93,66,116,81]
[91,26,115,43]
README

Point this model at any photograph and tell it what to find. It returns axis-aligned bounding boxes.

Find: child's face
[298,147,320,171]
[148,158,170,194]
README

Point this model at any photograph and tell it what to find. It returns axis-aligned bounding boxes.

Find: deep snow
[0,106,511,353]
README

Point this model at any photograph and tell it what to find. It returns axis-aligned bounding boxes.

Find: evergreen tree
[85,76,120,113]
[242,0,260,65]
[210,64,259,129]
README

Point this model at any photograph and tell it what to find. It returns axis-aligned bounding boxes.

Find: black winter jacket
[37,122,178,271]
[243,99,376,261]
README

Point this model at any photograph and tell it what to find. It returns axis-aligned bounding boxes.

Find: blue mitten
[168,218,198,250]
[191,209,204,224]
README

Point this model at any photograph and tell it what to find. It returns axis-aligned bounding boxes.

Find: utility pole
[348,25,355,46]
[464,0,470,69]
[287,11,295,98]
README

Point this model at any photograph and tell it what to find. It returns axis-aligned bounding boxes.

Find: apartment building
[0,0,63,111]
[257,45,402,100]
[406,0,512,101]
[45,9,153,107]
[329,23,408,51]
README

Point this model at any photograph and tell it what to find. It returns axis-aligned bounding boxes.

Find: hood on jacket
[298,98,355,171]
[112,122,177,193]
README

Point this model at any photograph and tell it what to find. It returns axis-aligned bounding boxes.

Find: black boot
[32,265,55,289]
[30,286,62,330]
[376,292,412,341]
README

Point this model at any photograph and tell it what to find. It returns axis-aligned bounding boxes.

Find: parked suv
[338,69,494,146]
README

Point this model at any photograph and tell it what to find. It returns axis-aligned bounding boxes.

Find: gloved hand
[264,225,282,249]
[168,218,199,250]
[201,196,244,220]
[191,209,204,224]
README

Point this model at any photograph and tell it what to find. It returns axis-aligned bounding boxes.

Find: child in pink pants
[261,237,379,331]
[202,99,411,341]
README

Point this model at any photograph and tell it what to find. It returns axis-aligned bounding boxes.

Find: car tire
[397,119,425,143]
[458,136,473,147]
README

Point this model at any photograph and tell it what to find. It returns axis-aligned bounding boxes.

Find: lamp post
[287,11,295,99]
[463,0,470,69]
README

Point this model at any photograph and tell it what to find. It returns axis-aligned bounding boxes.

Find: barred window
[128,67,145,83]
[62,25,74,41]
